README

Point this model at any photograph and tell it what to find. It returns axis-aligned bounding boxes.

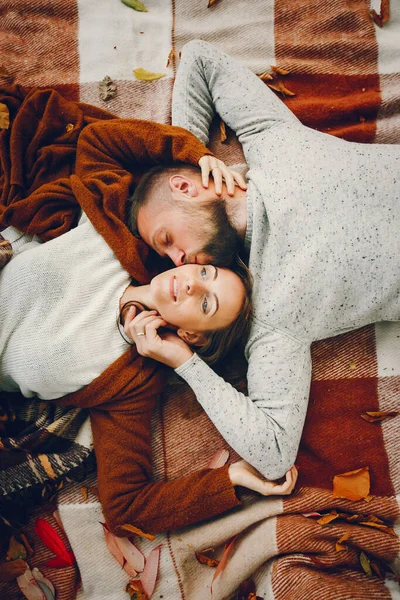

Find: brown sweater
[0,86,240,534]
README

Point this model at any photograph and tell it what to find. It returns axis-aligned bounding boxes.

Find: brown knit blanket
[1,1,399,599]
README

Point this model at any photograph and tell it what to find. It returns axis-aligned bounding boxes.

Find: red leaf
[45,556,72,568]
[141,544,162,598]
[34,518,75,565]
[208,449,229,469]
[211,536,237,592]
[195,551,219,567]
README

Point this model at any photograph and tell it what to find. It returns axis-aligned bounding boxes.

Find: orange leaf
[333,466,370,501]
[258,71,273,82]
[118,524,155,541]
[208,448,229,469]
[317,511,340,526]
[359,522,397,537]
[267,81,295,97]
[364,494,373,502]
[211,536,237,592]
[195,551,219,567]
[166,49,174,68]
[80,487,88,501]
[335,532,351,552]
[208,0,220,6]
[219,120,227,143]
[370,0,390,27]
[270,65,290,76]
[0,103,10,130]
[126,579,149,600]
[361,411,398,423]
[370,562,384,578]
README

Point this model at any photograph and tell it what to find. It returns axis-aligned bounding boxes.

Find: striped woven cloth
[1,1,399,599]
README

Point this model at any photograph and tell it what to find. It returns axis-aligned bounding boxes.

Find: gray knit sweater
[172,40,400,479]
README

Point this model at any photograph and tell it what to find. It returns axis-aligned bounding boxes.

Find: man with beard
[128,40,399,481]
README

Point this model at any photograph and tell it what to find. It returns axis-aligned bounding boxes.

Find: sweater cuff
[175,353,216,395]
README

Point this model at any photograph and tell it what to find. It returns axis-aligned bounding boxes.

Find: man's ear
[169,175,199,198]
[177,329,208,347]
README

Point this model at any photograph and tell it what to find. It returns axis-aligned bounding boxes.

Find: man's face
[137,197,240,266]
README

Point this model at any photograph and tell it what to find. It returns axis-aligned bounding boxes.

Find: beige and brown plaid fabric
[0,233,12,269]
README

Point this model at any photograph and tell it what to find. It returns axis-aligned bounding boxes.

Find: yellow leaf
[335,532,351,552]
[166,49,174,68]
[121,0,148,12]
[359,522,397,537]
[0,103,10,130]
[270,65,290,76]
[361,411,398,423]
[333,466,370,501]
[359,551,372,576]
[258,71,274,81]
[133,68,166,81]
[317,511,340,526]
[219,120,227,143]
[267,81,296,97]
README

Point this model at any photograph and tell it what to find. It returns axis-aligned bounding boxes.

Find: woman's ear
[177,329,208,347]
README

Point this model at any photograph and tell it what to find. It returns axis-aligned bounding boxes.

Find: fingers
[231,170,247,191]
[198,155,247,196]
[124,310,166,345]
[266,466,298,496]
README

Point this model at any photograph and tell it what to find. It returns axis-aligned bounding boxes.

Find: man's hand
[228,461,298,496]
[199,155,247,196]
[124,308,194,369]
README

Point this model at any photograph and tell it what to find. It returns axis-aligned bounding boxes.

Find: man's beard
[183,197,241,267]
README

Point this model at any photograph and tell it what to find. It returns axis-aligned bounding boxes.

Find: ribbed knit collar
[244,187,253,252]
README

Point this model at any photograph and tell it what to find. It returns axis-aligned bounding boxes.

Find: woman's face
[149,264,245,332]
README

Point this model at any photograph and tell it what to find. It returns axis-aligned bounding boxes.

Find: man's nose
[168,247,186,266]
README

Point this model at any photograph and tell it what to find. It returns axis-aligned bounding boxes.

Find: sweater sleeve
[176,326,312,481]
[172,40,299,154]
[89,390,240,535]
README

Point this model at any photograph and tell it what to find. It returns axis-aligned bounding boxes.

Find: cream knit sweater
[0,213,131,399]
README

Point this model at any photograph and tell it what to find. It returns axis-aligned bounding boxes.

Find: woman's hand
[228,461,298,496]
[124,308,194,368]
[198,155,247,196]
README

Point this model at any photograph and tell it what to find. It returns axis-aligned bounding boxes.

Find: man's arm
[176,329,312,481]
[172,40,299,154]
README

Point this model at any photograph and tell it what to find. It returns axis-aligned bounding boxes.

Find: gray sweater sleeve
[176,325,312,481]
[172,39,298,153]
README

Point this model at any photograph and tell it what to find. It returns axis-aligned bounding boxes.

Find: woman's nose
[186,278,204,295]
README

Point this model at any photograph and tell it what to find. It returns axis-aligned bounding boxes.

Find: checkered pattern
[1,1,399,599]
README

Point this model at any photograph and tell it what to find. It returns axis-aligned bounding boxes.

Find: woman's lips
[170,276,178,301]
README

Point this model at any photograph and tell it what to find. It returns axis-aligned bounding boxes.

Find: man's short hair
[127,163,201,237]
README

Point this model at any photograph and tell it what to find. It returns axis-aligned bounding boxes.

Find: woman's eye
[202,297,208,313]
[201,267,207,279]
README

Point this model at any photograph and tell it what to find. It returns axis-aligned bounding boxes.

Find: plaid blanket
[1,1,399,599]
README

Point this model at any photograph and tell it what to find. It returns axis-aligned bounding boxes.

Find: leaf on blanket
[267,81,295,97]
[141,544,162,598]
[0,102,10,130]
[317,510,340,526]
[303,512,322,518]
[359,551,372,576]
[80,487,88,501]
[195,550,219,567]
[100,523,125,568]
[17,566,55,600]
[208,0,220,7]
[166,49,174,68]
[126,579,149,600]
[219,120,227,143]
[370,0,390,27]
[133,68,166,81]
[208,448,229,469]
[211,536,238,592]
[258,71,274,82]
[332,466,370,502]
[359,521,397,537]
[361,411,398,423]
[118,524,156,541]
[7,536,28,561]
[99,76,117,102]
[270,65,290,76]
[370,561,384,578]
[236,577,256,600]
[121,0,148,12]
[34,518,75,566]
[101,522,145,575]
[335,532,351,552]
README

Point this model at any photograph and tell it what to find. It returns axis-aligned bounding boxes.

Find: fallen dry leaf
[118,523,156,541]
[166,49,174,68]
[361,411,398,423]
[270,65,290,76]
[370,561,384,578]
[6,536,27,561]
[121,0,148,11]
[80,487,88,501]
[0,103,10,130]
[141,545,162,598]
[364,494,373,503]
[258,71,274,82]
[211,536,237,592]
[349,361,357,370]
[236,577,256,600]
[126,579,149,600]
[370,0,390,27]
[335,532,351,552]
[133,68,166,81]
[219,120,227,143]
[333,466,370,502]
[360,551,372,576]
[99,76,117,102]
[317,511,340,526]
[267,81,295,97]
[208,0,220,6]
[195,551,219,567]
[359,521,397,537]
